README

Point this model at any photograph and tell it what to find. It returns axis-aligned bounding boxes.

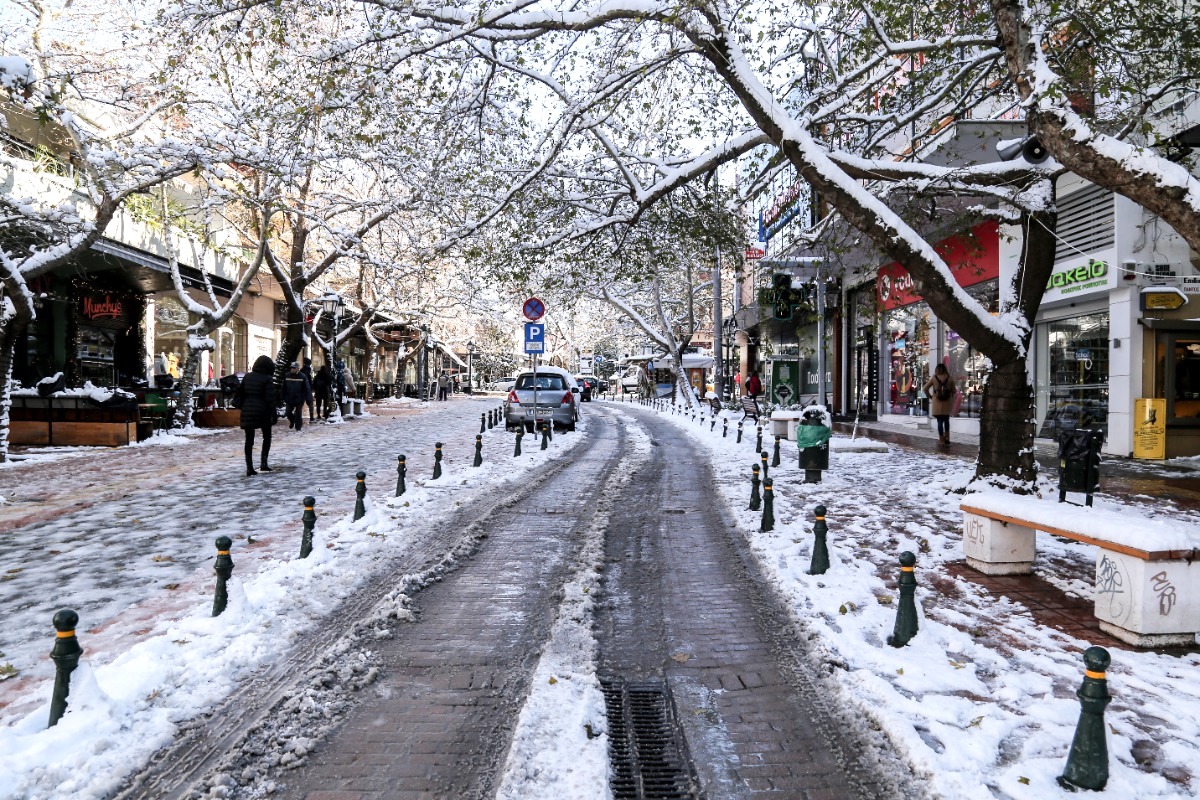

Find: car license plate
[525,408,554,418]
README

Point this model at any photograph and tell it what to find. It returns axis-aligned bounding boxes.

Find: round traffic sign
[522,297,546,321]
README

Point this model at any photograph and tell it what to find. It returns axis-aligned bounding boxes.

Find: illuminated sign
[1047,259,1108,292]
[81,295,124,321]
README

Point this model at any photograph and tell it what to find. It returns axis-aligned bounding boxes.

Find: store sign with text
[1044,255,1112,302]
[876,222,1000,311]
[79,294,130,329]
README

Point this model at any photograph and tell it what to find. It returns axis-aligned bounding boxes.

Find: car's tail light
[562,391,573,404]
[508,390,519,403]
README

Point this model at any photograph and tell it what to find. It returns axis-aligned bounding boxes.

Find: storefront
[20,270,147,391]
[876,222,1000,432]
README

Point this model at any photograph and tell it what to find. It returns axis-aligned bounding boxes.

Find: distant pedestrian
[313,364,333,419]
[301,358,315,421]
[924,363,958,447]
[746,370,763,399]
[283,362,313,431]
[437,371,451,401]
[234,355,278,476]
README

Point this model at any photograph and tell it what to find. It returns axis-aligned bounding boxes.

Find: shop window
[1166,336,1200,425]
[213,316,248,380]
[885,303,932,415]
[152,296,197,385]
[1038,312,1109,438]
[942,280,998,418]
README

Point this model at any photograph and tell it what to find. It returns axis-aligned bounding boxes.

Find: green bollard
[47,609,82,728]
[772,434,781,467]
[300,496,316,558]
[212,536,234,617]
[760,478,775,532]
[514,430,523,457]
[722,419,728,438]
[886,551,919,647]
[1058,647,1113,792]
[808,504,829,575]
[760,450,769,483]
[481,413,486,434]
[354,471,367,521]
[748,463,761,511]
[433,442,443,480]
[756,425,763,452]
[473,434,483,467]
[737,421,743,444]
[396,454,407,497]
[540,422,550,450]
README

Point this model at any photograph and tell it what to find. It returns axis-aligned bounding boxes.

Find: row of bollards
[645,396,1112,791]
[44,404,562,730]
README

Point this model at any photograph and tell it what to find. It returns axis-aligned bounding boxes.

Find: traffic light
[773,273,793,320]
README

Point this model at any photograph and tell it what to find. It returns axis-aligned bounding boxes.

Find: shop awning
[435,342,467,368]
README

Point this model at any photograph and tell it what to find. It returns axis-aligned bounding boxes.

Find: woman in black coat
[312,364,333,419]
[235,355,278,476]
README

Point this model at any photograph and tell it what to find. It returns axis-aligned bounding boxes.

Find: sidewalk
[834,417,1200,654]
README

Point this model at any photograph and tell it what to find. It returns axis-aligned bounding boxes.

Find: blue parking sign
[524,322,545,354]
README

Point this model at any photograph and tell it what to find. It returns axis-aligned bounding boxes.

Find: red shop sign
[876,222,999,311]
[80,293,125,321]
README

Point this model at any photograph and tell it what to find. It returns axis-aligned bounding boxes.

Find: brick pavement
[600,408,896,799]
[273,414,624,800]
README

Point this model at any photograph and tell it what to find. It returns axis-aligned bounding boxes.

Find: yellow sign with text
[1133,398,1167,459]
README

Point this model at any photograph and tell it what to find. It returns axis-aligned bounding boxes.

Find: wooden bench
[739,396,761,421]
[961,494,1200,647]
[708,396,722,416]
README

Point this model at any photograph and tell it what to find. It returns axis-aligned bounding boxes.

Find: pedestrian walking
[301,357,316,421]
[746,370,763,399]
[233,355,278,476]
[437,371,451,401]
[924,363,958,446]
[313,364,333,420]
[283,362,313,431]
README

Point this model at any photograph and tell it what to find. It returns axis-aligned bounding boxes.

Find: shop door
[853,343,877,416]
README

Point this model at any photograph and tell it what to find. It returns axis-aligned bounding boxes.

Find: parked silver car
[504,367,580,432]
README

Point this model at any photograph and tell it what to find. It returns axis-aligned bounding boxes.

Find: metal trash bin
[1058,428,1103,506]
[796,409,831,483]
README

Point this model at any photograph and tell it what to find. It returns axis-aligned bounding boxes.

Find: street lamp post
[319,292,343,420]
[722,319,737,400]
[466,340,476,395]
[417,324,431,401]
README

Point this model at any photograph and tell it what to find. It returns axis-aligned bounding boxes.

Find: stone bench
[961,493,1200,647]
[769,409,805,440]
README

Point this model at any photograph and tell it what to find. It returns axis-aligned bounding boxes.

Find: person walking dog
[234,355,278,475]
[924,363,958,447]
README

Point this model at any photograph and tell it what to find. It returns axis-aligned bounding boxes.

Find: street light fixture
[319,292,343,419]
[466,340,476,395]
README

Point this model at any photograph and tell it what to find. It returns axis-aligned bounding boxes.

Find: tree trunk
[0,289,34,463]
[975,356,1038,487]
[172,342,208,429]
[271,301,307,402]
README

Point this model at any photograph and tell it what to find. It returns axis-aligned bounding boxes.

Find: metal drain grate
[600,676,695,799]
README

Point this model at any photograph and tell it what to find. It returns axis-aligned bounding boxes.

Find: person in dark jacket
[313,364,333,419]
[235,355,278,475]
[301,358,316,421]
[282,361,313,431]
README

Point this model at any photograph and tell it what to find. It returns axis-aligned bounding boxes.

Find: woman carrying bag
[233,355,279,475]
[923,363,957,447]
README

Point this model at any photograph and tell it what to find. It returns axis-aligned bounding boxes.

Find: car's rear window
[515,374,567,391]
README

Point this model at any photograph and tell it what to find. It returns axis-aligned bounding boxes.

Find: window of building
[884,302,933,415]
[1157,334,1200,426]
[1037,311,1110,438]
[152,296,197,385]
[941,280,998,418]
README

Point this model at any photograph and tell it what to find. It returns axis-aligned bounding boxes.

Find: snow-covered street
[1,398,1199,800]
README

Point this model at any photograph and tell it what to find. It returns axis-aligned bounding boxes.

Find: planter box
[10,420,140,447]
[194,408,241,428]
